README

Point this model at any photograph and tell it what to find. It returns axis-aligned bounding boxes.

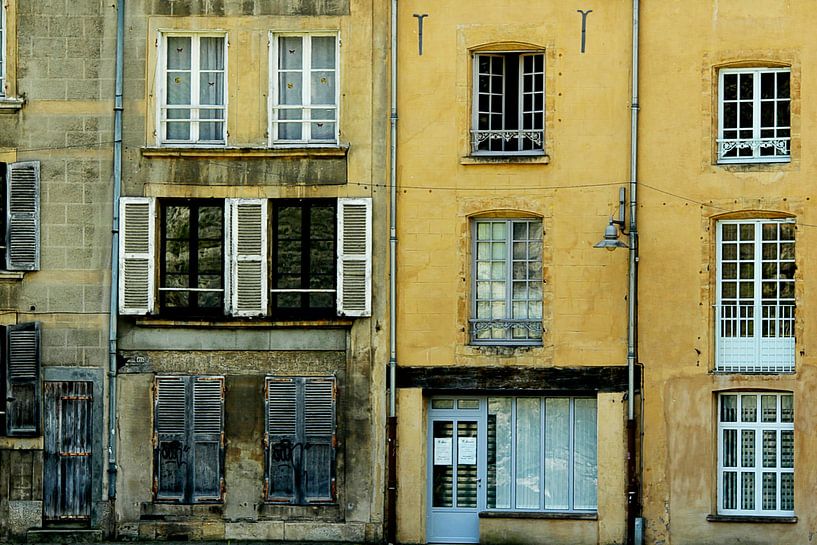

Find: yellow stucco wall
[637,3,817,545]
[395,1,633,368]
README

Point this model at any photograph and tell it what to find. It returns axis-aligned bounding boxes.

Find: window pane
[515,398,541,509]
[456,421,478,508]
[167,37,191,70]
[740,395,757,422]
[311,36,336,69]
[721,395,737,422]
[432,421,454,508]
[741,472,755,510]
[723,471,737,510]
[544,398,569,510]
[762,472,776,510]
[741,430,755,467]
[781,473,794,511]
[573,398,598,510]
[487,397,513,509]
[279,37,303,69]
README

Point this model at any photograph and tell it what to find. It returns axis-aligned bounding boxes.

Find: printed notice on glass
[434,438,453,465]
[458,437,477,465]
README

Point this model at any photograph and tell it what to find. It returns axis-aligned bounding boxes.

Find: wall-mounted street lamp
[594,187,629,250]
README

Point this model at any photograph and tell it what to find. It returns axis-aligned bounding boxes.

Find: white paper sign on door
[434,438,453,465]
[458,436,477,465]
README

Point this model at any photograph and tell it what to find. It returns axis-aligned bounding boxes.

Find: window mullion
[303,37,312,141]
[505,221,513,324]
[752,71,761,157]
[753,222,762,365]
[190,38,201,143]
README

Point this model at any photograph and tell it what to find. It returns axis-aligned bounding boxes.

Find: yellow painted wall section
[396,0,634,367]
[396,388,426,544]
[637,2,817,544]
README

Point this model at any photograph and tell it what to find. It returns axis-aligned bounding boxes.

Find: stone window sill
[461,153,549,165]
[134,317,354,328]
[706,514,797,523]
[0,97,25,112]
[0,271,25,280]
[141,145,349,159]
[480,511,597,520]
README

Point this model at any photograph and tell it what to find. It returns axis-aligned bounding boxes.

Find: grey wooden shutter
[191,376,224,502]
[302,377,336,502]
[265,377,298,502]
[119,197,155,315]
[154,376,187,501]
[336,198,372,317]
[4,322,41,436]
[226,199,268,317]
[6,161,40,271]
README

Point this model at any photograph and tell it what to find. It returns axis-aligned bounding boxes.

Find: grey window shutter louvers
[266,377,298,502]
[302,376,336,502]
[6,161,40,271]
[119,197,155,315]
[227,199,268,317]
[191,376,224,502]
[4,322,41,436]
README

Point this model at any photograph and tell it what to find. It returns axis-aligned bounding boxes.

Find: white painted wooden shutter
[191,376,224,502]
[6,161,40,271]
[336,198,372,317]
[119,197,155,315]
[226,199,267,317]
[4,322,41,436]
[266,377,298,502]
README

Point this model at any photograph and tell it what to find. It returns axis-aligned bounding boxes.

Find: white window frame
[156,32,228,147]
[714,219,795,372]
[717,67,791,164]
[717,392,794,517]
[470,51,545,156]
[471,218,543,345]
[269,32,340,147]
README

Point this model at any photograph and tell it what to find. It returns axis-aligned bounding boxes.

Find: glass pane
[311,36,336,69]
[721,395,738,422]
[200,73,224,106]
[199,37,224,70]
[573,398,598,510]
[432,421,454,508]
[761,395,777,422]
[741,395,757,422]
[762,472,776,510]
[458,399,480,410]
[432,399,454,410]
[762,430,777,468]
[781,430,793,468]
[723,429,737,467]
[167,37,191,70]
[781,473,794,511]
[279,36,303,69]
[515,398,541,509]
[488,398,512,509]
[741,472,755,511]
[781,395,793,422]
[741,430,755,467]
[723,471,737,510]
[167,72,191,106]
[544,398,569,510]
[456,421,478,508]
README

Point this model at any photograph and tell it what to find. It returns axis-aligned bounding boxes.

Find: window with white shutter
[119,197,155,315]
[154,375,224,503]
[337,198,371,317]
[2,322,41,436]
[5,161,40,271]
[265,376,336,504]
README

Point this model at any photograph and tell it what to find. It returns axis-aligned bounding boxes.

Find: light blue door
[427,403,484,544]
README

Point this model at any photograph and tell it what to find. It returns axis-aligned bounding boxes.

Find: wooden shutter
[226,199,268,317]
[191,376,224,502]
[4,322,41,436]
[119,197,155,315]
[336,198,372,317]
[265,377,298,502]
[6,161,40,271]
[302,377,336,502]
[154,376,187,500]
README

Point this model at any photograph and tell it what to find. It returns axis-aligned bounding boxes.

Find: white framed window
[718,68,790,163]
[471,218,543,345]
[718,392,794,516]
[715,219,795,372]
[269,32,339,146]
[158,33,227,146]
[471,52,544,155]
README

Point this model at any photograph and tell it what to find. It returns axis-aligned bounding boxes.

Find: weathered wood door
[43,381,93,523]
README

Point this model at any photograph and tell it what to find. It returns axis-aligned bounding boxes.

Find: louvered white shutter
[226,199,267,317]
[6,161,40,271]
[265,377,298,502]
[191,376,224,502]
[4,322,41,436]
[302,377,336,502]
[119,197,155,315]
[337,198,372,317]
[154,376,187,500]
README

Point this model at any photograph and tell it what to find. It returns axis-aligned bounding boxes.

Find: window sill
[140,502,223,520]
[707,514,797,524]
[0,97,25,112]
[462,153,549,165]
[0,271,25,280]
[141,145,349,159]
[134,317,354,328]
[716,159,791,171]
[711,368,795,375]
[480,511,597,520]
[258,502,342,522]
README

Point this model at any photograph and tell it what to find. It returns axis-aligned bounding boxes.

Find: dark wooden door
[43,381,93,523]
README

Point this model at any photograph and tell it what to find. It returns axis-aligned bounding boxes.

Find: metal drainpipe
[386,0,399,540]
[627,0,641,543]
[108,0,125,501]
